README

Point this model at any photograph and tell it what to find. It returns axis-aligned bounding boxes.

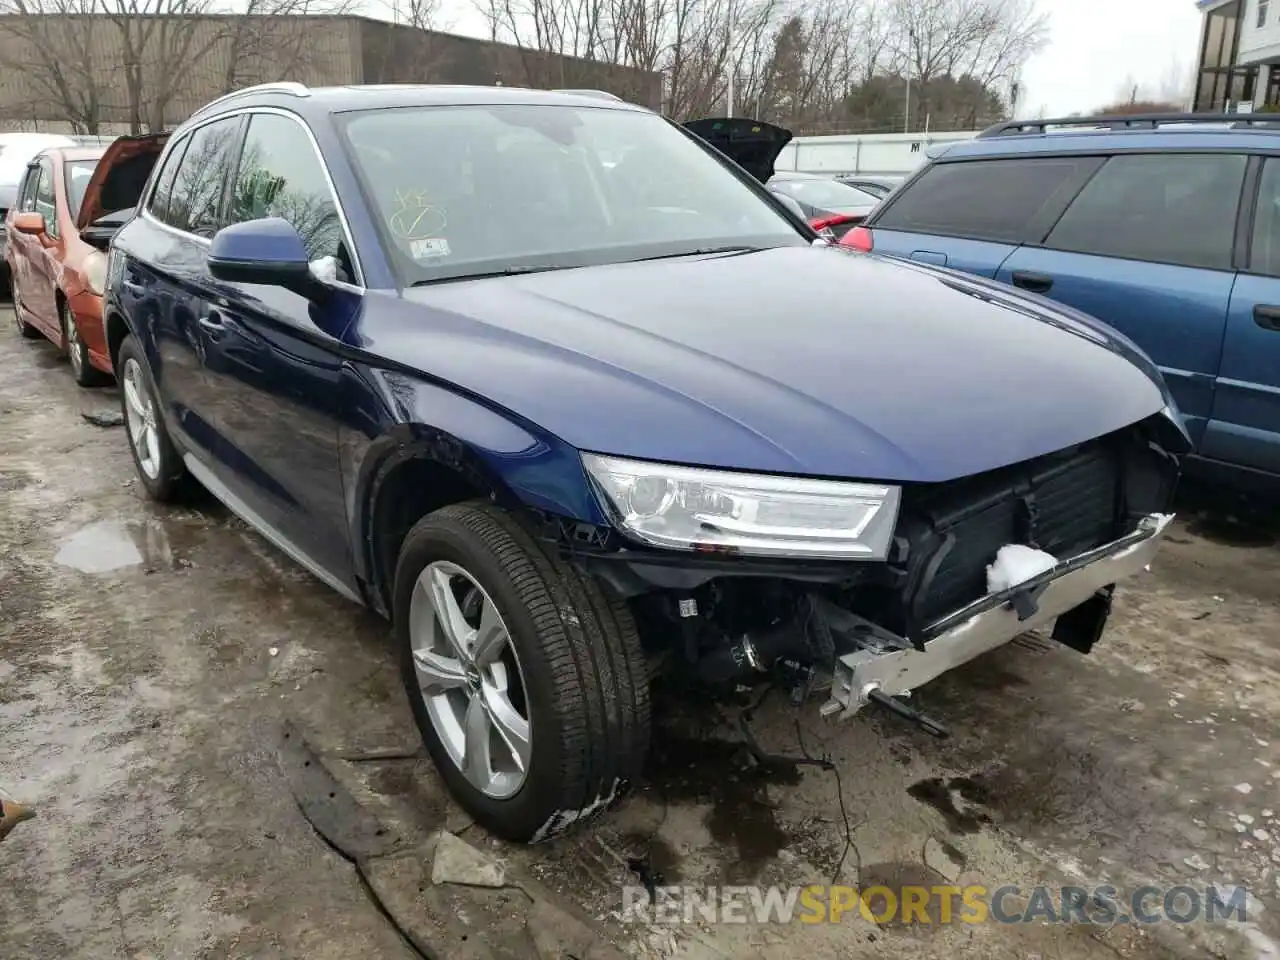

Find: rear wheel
[118,334,188,501]
[394,501,650,842]
[61,299,108,387]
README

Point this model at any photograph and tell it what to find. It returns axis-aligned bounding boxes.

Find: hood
[374,247,1170,485]
[682,117,793,183]
[77,133,168,230]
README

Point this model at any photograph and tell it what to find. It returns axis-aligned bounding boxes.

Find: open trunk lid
[76,132,169,231]
[682,117,793,183]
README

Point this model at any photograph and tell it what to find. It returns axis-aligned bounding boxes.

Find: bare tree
[0,0,109,132]
[889,0,1047,129]
[217,0,359,95]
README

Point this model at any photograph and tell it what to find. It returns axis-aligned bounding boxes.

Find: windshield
[770,178,878,208]
[336,104,806,284]
[65,159,98,221]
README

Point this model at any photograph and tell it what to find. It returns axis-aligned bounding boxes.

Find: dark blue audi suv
[103,83,1188,842]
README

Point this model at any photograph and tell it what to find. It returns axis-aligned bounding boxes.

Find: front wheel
[394,501,651,842]
[61,299,109,387]
[9,270,40,339]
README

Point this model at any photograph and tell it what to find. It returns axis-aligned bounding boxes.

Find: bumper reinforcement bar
[821,513,1174,720]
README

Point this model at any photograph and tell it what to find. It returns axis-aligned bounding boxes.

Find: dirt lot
[2,307,1279,960]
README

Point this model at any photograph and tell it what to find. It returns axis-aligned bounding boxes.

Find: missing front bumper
[821,513,1174,720]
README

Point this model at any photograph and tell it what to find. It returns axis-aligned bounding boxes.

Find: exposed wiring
[737,685,862,887]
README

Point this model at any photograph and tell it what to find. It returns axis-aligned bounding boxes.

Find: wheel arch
[104,305,131,372]
[348,372,605,618]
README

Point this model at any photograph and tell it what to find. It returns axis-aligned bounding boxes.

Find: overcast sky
[1018,0,1205,117]
[428,0,1206,119]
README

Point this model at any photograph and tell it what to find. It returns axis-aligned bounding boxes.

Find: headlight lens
[83,250,107,296]
[582,453,900,560]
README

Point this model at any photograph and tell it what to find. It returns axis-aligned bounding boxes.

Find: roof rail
[551,88,623,102]
[977,112,1280,138]
[191,81,311,117]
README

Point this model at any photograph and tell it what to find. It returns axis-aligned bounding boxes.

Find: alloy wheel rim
[409,560,531,800]
[64,306,82,377]
[122,358,161,480]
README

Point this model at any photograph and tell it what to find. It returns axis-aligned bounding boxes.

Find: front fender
[340,364,604,589]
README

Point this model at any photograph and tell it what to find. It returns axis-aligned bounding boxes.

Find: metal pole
[727,20,735,118]
[904,31,913,133]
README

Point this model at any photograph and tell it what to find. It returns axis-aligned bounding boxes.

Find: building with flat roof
[0,14,662,133]
[1194,0,1280,111]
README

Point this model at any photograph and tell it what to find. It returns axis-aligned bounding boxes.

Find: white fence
[775,130,982,177]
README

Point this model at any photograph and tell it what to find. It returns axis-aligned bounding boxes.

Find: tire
[117,334,188,501]
[394,501,650,843]
[9,270,40,340]
[61,298,109,387]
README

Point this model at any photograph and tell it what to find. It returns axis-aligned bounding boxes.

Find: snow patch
[986,544,1058,594]
[530,778,623,843]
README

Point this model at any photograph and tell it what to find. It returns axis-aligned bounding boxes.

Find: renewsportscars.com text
[621,884,1253,926]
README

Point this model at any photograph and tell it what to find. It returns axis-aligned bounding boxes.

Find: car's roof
[42,146,108,162]
[0,132,77,146]
[187,83,652,127]
[938,126,1280,162]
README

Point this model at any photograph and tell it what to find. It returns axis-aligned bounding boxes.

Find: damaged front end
[557,412,1183,731]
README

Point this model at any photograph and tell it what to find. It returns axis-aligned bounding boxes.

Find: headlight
[582,453,900,560]
[83,250,107,296]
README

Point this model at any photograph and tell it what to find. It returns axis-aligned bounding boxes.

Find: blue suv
[103,85,1186,842]
[844,113,1280,492]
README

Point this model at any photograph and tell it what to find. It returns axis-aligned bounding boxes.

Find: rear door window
[1044,153,1246,271]
[166,117,242,238]
[1249,157,1280,276]
[873,157,1095,242]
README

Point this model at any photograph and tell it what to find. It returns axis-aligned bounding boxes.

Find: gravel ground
[1,307,1278,959]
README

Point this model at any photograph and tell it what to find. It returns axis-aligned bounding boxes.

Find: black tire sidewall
[393,516,568,842]
[61,301,94,385]
[117,334,184,500]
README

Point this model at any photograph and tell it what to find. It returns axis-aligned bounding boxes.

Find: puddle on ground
[54,518,190,574]
[907,776,993,835]
[645,727,802,882]
[858,861,952,928]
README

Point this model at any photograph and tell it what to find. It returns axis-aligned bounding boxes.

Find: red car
[5,135,167,385]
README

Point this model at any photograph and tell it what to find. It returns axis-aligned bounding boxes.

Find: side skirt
[183,453,364,606]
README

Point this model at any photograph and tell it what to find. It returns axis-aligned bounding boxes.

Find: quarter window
[166,116,241,238]
[229,113,351,278]
[35,159,57,237]
[872,157,1096,242]
[1044,154,1246,271]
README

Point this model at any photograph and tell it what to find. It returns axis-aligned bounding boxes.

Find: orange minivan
[6,135,167,386]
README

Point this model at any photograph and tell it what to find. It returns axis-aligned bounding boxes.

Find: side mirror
[207,217,322,299]
[80,213,122,251]
[13,211,47,236]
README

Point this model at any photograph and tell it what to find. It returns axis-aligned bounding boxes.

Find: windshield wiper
[409,265,567,286]
[624,245,766,263]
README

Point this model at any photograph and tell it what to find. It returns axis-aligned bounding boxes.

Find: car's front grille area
[895,439,1125,627]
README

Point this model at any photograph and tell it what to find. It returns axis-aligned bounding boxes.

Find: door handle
[1254,304,1280,332]
[197,311,229,340]
[1011,270,1054,294]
